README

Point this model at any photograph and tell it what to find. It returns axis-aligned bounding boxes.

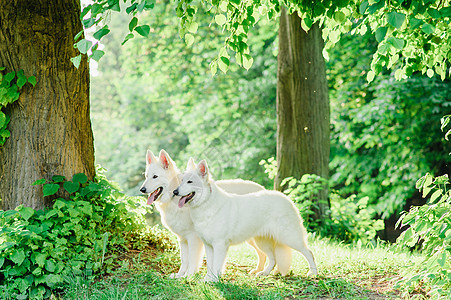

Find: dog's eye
[187,180,193,184]
[153,175,158,179]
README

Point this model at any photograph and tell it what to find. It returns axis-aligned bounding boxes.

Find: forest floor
[60,235,428,300]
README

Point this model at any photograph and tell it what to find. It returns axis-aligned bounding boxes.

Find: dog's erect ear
[198,160,209,178]
[186,157,196,170]
[147,150,158,165]
[159,149,174,170]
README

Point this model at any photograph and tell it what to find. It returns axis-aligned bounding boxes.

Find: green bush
[282,175,384,243]
[261,157,384,243]
[396,172,451,298]
[0,168,169,299]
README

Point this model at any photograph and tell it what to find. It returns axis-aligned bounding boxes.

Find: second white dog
[174,159,318,282]
[140,150,292,278]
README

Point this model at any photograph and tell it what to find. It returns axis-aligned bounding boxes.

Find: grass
[60,232,427,300]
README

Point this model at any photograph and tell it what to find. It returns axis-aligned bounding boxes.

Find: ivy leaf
[73,173,88,184]
[10,249,26,265]
[91,50,105,62]
[375,26,387,42]
[421,23,435,34]
[185,33,194,46]
[0,112,6,128]
[52,175,65,183]
[387,11,405,29]
[243,54,253,70]
[387,37,405,50]
[134,25,150,37]
[43,183,60,197]
[28,76,37,87]
[93,25,110,40]
[32,178,46,186]
[215,14,227,26]
[17,76,27,89]
[63,181,80,194]
[129,17,138,32]
[71,55,82,69]
[18,206,34,221]
[4,72,15,83]
[76,39,93,54]
[121,33,134,45]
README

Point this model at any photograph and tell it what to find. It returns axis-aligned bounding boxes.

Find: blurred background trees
[90,0,450,241]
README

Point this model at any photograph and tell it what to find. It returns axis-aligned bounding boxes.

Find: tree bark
[276,6,330,219]
[0,0,95,210]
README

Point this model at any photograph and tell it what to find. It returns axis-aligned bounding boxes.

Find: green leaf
[215,14,227,26]
[71,55,82,69]
[73,173,88,184]
[10,249,26,265]
[426,69,434,78]
[52,175,66,183]
[129,17,138,32]
[4,71,15,83]
[387,37,405,50]
[93,26,110,40]
[430,189,442,202]
[18,206,34,221]
[421,23,435,34]
[367,70,375,82]
[409,17,423,29]
[243,54,253,70]
[0,112,6,128]
[375,26,387,42]
[134,25,150,37]
[45,260,56,273]
[27,76,37,87]
[359,0,369,14]
[17,76,27,89]
[35,253,47,268]
[0,257,4,269]
[187,21,198,34]
[43,183,60,197]
[76,39,93,54]
[387,11,405,29]
[91,50,105,62]
[32,178,46,186]
[122,33,134,45]
[74,30,83,41]
[333,11,346,23]
[185,33,194,46]
[427,8,441,19]
[63,181,80,194]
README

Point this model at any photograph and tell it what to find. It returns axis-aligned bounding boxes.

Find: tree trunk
[275,6,330,220]
[0,0,95,210]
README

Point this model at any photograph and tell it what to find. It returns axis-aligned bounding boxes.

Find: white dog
[140,150,291,278]
[173,159,318,282]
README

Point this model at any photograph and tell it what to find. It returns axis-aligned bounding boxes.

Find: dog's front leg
[203,243,216,282]
[171,237,189,278]
[207,242,228,282]
[185,234,204,277]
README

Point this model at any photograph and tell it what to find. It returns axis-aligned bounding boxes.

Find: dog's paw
[307,269,318,277]
[249,269,259,275]
[256,270,271,277]
[169,273,185,279]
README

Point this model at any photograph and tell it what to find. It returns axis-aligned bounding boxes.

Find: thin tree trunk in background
[276,6,330,220]
[0,0,95,210]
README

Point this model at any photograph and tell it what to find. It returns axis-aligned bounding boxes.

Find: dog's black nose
[173,189,179,196]
[140,187,146,193]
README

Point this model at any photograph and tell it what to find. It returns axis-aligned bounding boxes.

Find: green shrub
[396,172,451,298]
[0,168,169,299]
[260,158,384,243]
[282,175,384,243]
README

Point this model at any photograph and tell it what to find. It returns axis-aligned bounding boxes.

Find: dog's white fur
[174,159,317,282]
[140,150,291,278]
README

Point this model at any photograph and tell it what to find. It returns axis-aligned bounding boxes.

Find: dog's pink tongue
[147,190,158,205]
[178,196,188,208]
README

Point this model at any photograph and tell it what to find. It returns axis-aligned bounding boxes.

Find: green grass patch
[59,233,427,300]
